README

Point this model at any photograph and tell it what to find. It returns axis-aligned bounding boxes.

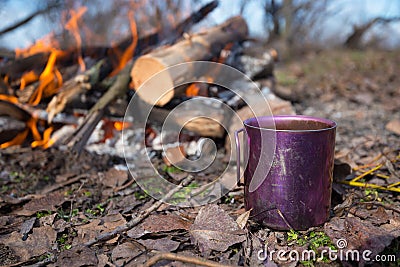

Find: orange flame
[0,117,40,149]
[0,94,19,104]
[20,71,39,90]
[185,77,214,97]
[65,7,87,72]
[15,34,59,58]
[31,126,53,148]
[0,129,29,149]
[186,83,200,97]
[29,50,63,105]
[110,11,138,76]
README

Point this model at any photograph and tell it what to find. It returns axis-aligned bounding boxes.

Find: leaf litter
[0,50,399,266]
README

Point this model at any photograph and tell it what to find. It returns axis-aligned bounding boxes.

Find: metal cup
[235,115,336,230]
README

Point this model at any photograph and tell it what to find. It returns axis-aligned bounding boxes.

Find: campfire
[0,0,291,158]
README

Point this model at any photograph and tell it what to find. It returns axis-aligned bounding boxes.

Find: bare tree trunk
[344,17,400,49]
[282,0,294,46]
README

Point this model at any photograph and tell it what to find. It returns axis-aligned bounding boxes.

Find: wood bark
[131,16,248,107]
[0,1,218,81]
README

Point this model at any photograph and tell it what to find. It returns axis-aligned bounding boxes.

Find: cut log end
[130,56,176,106]
[131,16,248,107]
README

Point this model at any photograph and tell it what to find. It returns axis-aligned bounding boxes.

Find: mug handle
[234,128,244,186]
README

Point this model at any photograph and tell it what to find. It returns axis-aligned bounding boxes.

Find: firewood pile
[0,0,294,162]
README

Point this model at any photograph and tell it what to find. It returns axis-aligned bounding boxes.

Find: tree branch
[84,175,194,247]
[0,3,61,36]
[144,252,237,267]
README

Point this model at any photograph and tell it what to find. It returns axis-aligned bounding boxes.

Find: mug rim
[243,115,337,133]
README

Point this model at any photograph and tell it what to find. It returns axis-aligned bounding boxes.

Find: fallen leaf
[0,216,24,235]
[111,242,144,266]
[13,192,66,216]
[324,217,397,265]
[0,226,56,261]
[39,213,57,227]
[0,243,20,265]
[113,195,141,214]
[20,217,36,240]
[127,213,191,238]
[73,213,126,245]
[190,204,246,254]
[138,237,180,252]
[236,209,252,229]
[52,245,98,267]
[97,254,111,267]
[333,161,352,181]
[101,167,128,188]
[386,119,400,135]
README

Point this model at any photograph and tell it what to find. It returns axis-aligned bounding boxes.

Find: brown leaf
[73,213,126,245]
[138,237,180,252]
[189,204,246,254]
[0,226,56,261]
[324,217,397,264]
[127,213,191,238]
[13,192,66,216]
[52,245,98,267]
[101,168,128,188]
[386,119,400,135]
[0,243,20,265]
[111,242,144,266]
[97,254,111,267]
[236,209,251,229]
[333,161,352,181]
[20,217,36,238]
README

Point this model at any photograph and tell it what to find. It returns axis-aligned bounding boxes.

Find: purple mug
[235,115,336,230]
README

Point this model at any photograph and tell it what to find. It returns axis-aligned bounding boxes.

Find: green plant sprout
[287,230,336,265]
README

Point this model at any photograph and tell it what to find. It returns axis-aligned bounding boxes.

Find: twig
[352,164,383,182]
[63,62,132,152]
[339,180,400,193]
[0,3,61,36]
[143,252,236,267]
[114,178,135,192]
[276,208,294,230]
[84,175,194,247]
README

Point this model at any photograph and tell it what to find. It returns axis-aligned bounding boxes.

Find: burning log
[131,16,248,107]
[63,63,132,152]
[0,100,32,145]
[46,60,108,123]
[44,1,219,123]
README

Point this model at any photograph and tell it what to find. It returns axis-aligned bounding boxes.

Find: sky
[0,0,399,50]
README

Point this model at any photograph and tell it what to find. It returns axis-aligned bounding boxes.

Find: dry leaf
[52,245,98,267]
[127,213,191,238]
[73,213,126,245]
[236,209,252,229]
[111,242,144,266]
[190,204,246,254]
[324,217,397,265]
[386,119,400,135]
[138,237,180,252]
[101,167,128,188]
[13,192,66,216]
[20,217,36,239]
[0,226,56,261]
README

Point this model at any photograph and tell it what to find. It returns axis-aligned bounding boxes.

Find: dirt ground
[0,49,399,266]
